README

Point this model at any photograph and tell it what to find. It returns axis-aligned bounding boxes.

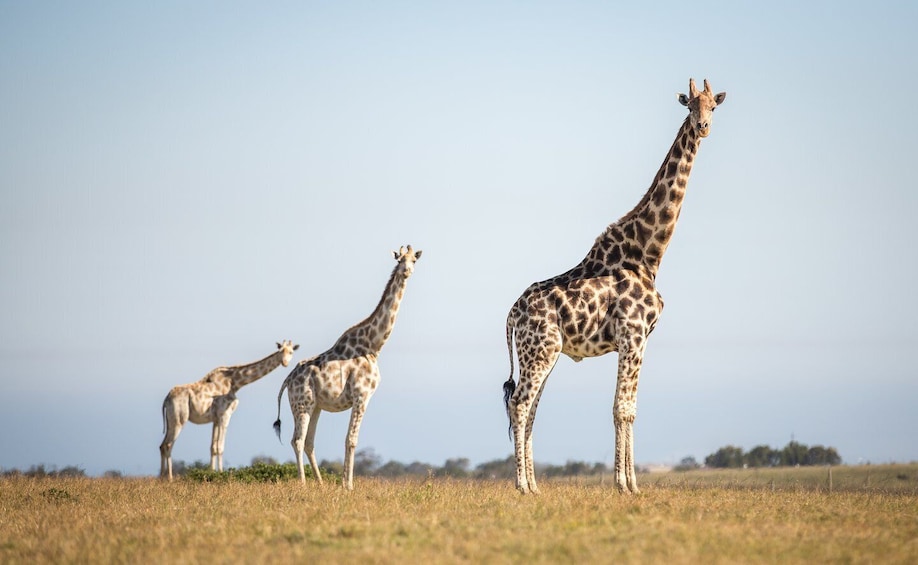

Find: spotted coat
[159,340,299,480]
[504,79,726,495]
[276,245,422,491]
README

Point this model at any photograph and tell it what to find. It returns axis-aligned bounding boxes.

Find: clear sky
[2,1,916,477]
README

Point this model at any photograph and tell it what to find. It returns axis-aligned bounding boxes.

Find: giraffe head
[392,244,423,277]
[677,78,726,138]
[276,340,300,367]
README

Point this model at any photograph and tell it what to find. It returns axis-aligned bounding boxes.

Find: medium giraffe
[503,79,726,495]
[159,340,299,480]
[274,245,422,490]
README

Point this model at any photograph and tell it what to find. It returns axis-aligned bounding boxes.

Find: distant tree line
[1,464,89,478]
[2,441,842,479]
[679,440,841,470]
[251,451,612,480]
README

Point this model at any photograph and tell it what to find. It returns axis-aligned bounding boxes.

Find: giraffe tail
[273,375,289,443]
[272,419,282,443]
[502,314,517,442]
[161,394,169,435]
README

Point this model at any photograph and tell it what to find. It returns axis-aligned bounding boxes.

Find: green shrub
[185,462,338,484]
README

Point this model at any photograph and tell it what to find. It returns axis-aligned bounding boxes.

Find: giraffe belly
[316,394,364,413]
[310,376,354,412]
[184,394,219,424]
[561,336,618,361]
[560,318,619,361]
[188,405,217,424]
[309,357,380,412]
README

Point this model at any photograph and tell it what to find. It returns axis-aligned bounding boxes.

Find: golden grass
[1,465,917,564]
[638,462,918,493]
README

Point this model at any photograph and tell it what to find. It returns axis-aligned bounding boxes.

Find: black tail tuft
[273,419,282,443]
[502,377,516,441]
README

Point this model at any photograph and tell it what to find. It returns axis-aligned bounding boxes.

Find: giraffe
[502,79,726,495]
[159,340,299,480]
[274,245,422,490]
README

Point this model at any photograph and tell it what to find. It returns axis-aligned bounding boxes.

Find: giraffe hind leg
[160,410,184,481]
[159,437,173,481]
[510,350,558,495]
[304,408,323,484]
[523,381,549,495]
[291,409,312,485]
[510,394,535,494]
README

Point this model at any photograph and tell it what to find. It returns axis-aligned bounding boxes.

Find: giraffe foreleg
[612,400,638,493]
[343,403,369,491]
[210,422,220,471]
[613,330,646,495]
[213,399,237,473]
[624,417,639,494]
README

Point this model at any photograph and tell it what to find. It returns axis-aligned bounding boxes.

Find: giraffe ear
[276,342,282,349]
[677,93,690,107]
[714,91,726,105]
[414,250,423,260]
[393,250,399,260]
[293,344,300,351]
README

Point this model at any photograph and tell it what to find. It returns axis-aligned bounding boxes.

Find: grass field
[2,464,916,563]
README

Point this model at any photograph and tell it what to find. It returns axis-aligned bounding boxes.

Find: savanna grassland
[1,465,916,564]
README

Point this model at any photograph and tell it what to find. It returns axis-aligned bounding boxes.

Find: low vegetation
[183,461,331,483]
[1,464,916,563]
[701,440,842,468]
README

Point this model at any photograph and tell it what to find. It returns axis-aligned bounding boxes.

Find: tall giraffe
[503,79,726,494]
[275,245,422,490]
[159,340,299,480]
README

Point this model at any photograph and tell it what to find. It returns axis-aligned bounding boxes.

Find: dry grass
[638,462,918,493]
[2,465,917,564]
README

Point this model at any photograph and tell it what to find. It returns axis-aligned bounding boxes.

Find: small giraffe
[159,340,299,480]
[503,79,726,495]
[274,245,422,490]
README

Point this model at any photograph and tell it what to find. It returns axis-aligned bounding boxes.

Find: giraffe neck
[589,116,700,278]
[339,266,410,354]
[225,349,285,391]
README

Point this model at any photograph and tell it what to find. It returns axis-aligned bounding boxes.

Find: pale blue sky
[2,1,916,476]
